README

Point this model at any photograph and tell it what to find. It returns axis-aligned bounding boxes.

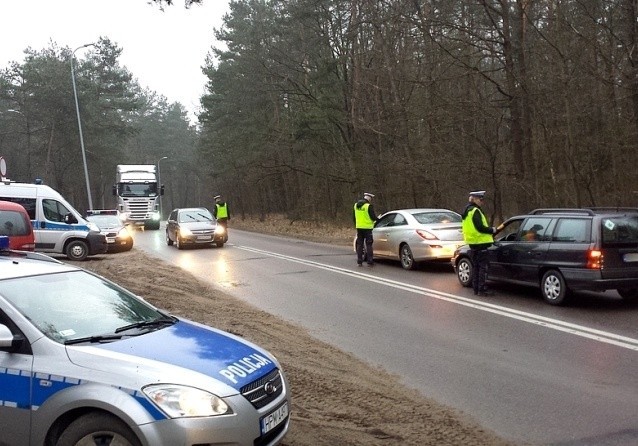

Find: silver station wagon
[0,237,290,446]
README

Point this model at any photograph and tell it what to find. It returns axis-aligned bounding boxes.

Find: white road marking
[236,245,638,351]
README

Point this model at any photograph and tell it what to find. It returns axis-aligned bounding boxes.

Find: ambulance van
[0,181,107,260]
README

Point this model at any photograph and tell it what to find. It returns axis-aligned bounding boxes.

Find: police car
[86,209,134,252]
[0,236,290,446]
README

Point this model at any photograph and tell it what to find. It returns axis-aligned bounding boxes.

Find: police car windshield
[1,270,165,343]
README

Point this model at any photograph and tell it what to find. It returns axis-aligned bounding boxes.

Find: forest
[2,0,637,226]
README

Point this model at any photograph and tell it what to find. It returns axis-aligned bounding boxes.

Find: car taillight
[416,229,437,240]
[587,249,602,269]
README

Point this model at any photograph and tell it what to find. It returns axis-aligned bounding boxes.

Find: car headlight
[179,227,193,237]
[215,225,225,235]
[87,222,100,232]
[142,385,232,418]
[117,227,131,239]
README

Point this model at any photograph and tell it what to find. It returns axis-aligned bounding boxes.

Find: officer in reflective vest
[213,194,230,241]
[353,192,378,266]
[461,190,503,296]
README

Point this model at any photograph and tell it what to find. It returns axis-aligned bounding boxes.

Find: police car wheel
[166,230,173,246]
[617,287,638,301]
[57,412,141,446]
[66,240,89,261]
[216,241,224,248]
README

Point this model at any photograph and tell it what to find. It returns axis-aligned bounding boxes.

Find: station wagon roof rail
[530,208,596,215]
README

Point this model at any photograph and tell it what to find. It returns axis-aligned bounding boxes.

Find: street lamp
[71,43,96,210]
[158,156,168,219]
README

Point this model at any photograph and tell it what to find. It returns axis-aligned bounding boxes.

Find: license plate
[106,237,115,243]
[197,235,211,240]
[260,401,288,435]
[623,253,638,262]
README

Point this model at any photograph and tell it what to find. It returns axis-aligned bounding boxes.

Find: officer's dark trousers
[470,248,489,293]
[356,229,374,264]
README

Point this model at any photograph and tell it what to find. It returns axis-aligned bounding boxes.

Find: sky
[0,0,230,122]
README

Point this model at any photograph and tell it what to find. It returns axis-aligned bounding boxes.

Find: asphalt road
[134,225,638,446]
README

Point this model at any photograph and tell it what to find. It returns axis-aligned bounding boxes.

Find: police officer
[461,190,503,296]
[353,192,378,266]
[213,194,230,241]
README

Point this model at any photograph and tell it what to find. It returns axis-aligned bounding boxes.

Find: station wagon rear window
[601,215,638,245]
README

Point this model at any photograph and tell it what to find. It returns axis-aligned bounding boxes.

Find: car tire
[617,287,638,301]
[216,242,224,248]
[57,412,141,446]
[65,240,89,261]
[541,269,570,305]
[166,230,173,246]
[176,235,183,250]
[456,257,472,287]
[400,244,417,270]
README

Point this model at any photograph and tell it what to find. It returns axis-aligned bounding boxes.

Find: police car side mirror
[0,324,24,352]
[64,213,78,224]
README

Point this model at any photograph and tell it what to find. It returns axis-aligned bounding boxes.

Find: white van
[0,181,107,260]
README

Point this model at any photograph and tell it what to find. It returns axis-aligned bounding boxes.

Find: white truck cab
[0,181,107,260]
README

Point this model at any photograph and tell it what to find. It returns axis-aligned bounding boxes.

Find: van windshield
[601,216,638,245]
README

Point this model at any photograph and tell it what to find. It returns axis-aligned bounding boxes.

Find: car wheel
[57,412,141,446]
[65,240,89,261]
[166,230,173,246]
[400,244,417,270]
[176,235,183,250]
[456,257,472,287]
[541,269,570,305]
[617,287,638,301]
[216,242,224,248]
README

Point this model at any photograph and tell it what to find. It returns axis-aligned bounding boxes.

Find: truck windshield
[118,183,157,197]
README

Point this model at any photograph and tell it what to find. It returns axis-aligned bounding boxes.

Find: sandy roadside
[67,245,511,446]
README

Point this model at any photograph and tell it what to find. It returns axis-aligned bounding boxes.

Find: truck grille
[240,368,283,409]
[124,199,153,219]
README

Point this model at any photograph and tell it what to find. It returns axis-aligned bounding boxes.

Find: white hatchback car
[0,236,290,446]
[368,208,465,270]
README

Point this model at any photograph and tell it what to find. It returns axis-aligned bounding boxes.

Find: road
[134,225,638,446]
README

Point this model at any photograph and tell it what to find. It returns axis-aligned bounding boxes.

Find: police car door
[0,313,33,445]
[37,198,75,253]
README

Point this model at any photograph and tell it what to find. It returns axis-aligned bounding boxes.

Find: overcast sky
[0,0,230,121]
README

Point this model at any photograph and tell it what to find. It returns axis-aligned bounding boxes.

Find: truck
[113,165,163,230]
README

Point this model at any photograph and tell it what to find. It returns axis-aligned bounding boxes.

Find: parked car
[0,236,290,446]
[359,208,464,270]
[0,200,34,251]
[166,207,226,249]
[86,209,133,252]
[452,208,638,305]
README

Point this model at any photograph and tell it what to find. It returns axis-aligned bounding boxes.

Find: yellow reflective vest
[354,203,375,229]
[215,203,229,219]
[462,207,493,244]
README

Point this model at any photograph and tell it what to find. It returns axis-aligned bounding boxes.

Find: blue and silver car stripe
[0,367,30,409]
[1,367,166,420]
[32,220,91,231]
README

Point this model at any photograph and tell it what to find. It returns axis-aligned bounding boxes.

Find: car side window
[375,214,396,228]
[0,197,37,220]
[393,214,407,226]
[42,199,71,223]
[519,218,552,242]
[552,218,591,243]
[169,210,177,221]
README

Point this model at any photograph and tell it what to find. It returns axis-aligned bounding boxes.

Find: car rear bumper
[562,268,638,291]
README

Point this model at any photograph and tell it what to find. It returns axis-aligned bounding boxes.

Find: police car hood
[65,319,277,392]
